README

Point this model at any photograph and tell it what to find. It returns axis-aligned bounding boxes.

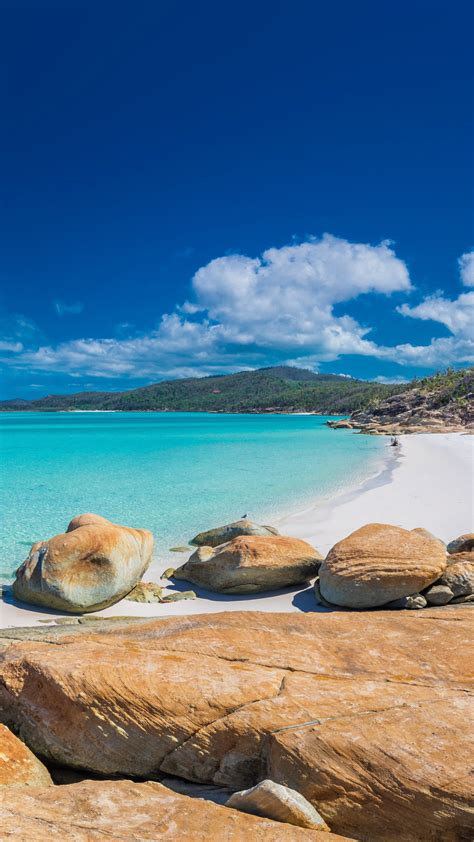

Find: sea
[0,411,387,583]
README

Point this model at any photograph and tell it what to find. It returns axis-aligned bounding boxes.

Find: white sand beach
[1,432,472,628]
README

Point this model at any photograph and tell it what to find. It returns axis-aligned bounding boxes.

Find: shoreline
[1,432,472,628]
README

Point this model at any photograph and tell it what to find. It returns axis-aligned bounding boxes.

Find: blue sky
[0,0,472,398]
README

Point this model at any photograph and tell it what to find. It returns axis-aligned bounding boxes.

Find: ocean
[0,411,386,582]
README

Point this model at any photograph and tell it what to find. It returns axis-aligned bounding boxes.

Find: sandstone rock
[12,513,154,613]
[0,724,52,787]
[169,546,191,553]
[438,557,474,597]
[447,533,474,554]
[191,519,279,547]
[313,577,338,608]
[423,584,454,605]
[0,609,472,841]
[384,593,427,609]
[318,524,447,608]
[0,779,349,840]
[162,567,176,579]
[125,582,164,603]
[174,535,322,593]
[226,779,330,831]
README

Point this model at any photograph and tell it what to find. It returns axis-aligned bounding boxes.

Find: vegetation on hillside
[0,366,407,414]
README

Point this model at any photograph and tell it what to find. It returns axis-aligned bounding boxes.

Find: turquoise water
[0,412,385,582]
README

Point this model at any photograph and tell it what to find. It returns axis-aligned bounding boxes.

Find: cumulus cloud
[9,235,413,378]
[4,235,473,381]
[395,257,474,367]
[53,300,84,316]
[458,251,474,287]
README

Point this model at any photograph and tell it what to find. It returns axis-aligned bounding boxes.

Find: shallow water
[0,412,385,581]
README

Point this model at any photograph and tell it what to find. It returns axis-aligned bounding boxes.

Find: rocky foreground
[0,607,473,840]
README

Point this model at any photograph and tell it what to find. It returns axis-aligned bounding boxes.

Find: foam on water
[0,412,386,582]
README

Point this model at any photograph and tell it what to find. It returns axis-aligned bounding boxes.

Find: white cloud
[4,235,473,380]
[395,288,474,367]
[373,375,410,384]
[8,235,414,378]
[53,300,84,316]
[459,251,474,287]
[0,340,23,352]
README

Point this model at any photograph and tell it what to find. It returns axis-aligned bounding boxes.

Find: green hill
[0,366,406,414]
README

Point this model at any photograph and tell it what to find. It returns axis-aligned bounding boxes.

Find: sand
[1,432,472,628]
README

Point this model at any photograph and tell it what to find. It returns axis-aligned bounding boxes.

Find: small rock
[169,546,191,553]
[424,584,454,606]
[161,590,196,602]
[226,779,330,831]
[384,594,427,610]
[450,593,474,604]
[125,582,164,603]
[162,567,176,580]
[447,533,474,554]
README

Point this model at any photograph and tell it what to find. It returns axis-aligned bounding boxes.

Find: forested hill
[0,367,405,414]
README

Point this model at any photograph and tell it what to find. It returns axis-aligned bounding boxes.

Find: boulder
[12,513,153,613]
[0,609,472,841]
[174,535,322,593]
[190,519,279,547]
[226,779,330,830]
[438,557,474,598]
[424,584,454,605]
[318,524,447,608]
[0,724,53,787]
[0,779,350,840]
[447,533,474,554]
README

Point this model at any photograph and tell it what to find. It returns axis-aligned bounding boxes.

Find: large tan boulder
[318,523,447,608]
[12,513,153,613]
[0,609,472,841]
[191,518,279,547]
[0,778,351,840]
[0,724,52,787]
[174,535,322,593]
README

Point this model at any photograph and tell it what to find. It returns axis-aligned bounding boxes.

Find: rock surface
[318,523,447,608]
[0,779,350,840]
[424,583,454,605]
[0,609,472,841]
[126,582,164,602]
[191,519,279,547]
[227,779,330,831]
[12,513,154,613]
[438,557,474,597]
[383,593,427,610]
[447,533,474,554]
[174,535,322,593]
[0,724,53,787]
